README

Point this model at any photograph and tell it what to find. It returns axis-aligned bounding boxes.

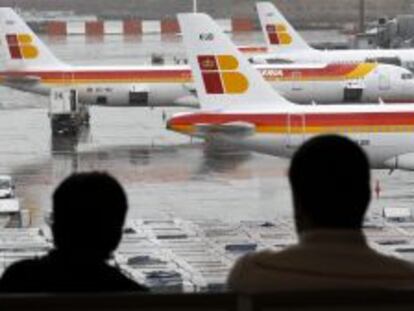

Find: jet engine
[384,153,414,171]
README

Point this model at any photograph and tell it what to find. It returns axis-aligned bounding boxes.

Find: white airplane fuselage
[168,103,414,171]
[253,48,414,72]
[172,12,414,171]
[0,65,197,107]
[2,62,414,106]
[257,63,414,104]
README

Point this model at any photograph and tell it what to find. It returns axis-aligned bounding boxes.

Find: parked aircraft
[168,13,414,171]
[0,8,197,108]
[251,1,414,73]
[1,8,414,107]
[254,62,414,104]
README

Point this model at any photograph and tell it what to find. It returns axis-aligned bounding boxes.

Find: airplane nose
[166,116,178,132]
[166,118,172,130]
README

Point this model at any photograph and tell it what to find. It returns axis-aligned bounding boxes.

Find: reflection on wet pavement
[0,102,289,227]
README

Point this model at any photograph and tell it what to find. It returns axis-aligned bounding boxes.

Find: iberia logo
[197,55,249,94]
[265,23,292,45]
[6,33,39,59]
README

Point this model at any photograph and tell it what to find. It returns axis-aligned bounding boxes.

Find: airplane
[167,13,414,171]
[0,7,197,108]
[251,1,414,73]
[253,62,414,104]
[2,8,414,108]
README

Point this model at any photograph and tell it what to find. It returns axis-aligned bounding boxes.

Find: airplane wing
[195,122,255,137]
[3,75,41,85]
[173,95,199,108]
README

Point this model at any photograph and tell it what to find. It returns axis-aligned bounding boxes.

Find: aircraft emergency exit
[251,1,414,73]
[168,13,414,171]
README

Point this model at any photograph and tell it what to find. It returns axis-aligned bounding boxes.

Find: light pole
[359,0,365,32]
[193,0,198,13]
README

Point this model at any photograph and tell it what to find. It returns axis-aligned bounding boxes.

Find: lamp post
[359,0,365,32]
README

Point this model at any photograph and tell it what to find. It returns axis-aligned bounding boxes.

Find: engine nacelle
[384,153,414,171]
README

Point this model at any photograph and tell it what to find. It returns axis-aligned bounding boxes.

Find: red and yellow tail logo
[265,23,292,45]
[197,55,248,94]
[6,33,39,59]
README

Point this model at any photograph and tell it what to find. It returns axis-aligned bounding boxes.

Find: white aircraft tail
[177,13,294,112]
[0,8,67,70]
[256,2,312,53]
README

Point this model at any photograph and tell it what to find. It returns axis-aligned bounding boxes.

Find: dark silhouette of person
[228,135,414,292]
[0,172,148,292]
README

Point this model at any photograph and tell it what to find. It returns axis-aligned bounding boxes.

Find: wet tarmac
[0,32,410,229]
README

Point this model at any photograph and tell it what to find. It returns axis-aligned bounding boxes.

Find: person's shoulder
[3,257,45,276]
[238,250,276,264]
[227,249,285,289]
[240,246,302,266]
[373,249,414,273]
[103,264,149,291]
[0,257,46,290]
[232,246,300,267]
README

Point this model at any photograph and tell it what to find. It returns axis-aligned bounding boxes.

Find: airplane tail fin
[0,8,67,70]
[177,13,294,112]
[256,2,312,52]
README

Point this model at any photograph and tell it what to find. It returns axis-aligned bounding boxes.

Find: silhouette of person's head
[52,172,127,260]
[288,135,371,234]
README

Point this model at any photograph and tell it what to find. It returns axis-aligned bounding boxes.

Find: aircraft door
[379,74,391,91]
[129,91,148,106]
[129,85,149,106]
[69,89,77,112]
[286,113,305,148]
[343,81,364,102]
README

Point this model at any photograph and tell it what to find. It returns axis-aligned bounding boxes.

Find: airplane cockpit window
[402,73,414,80]
[365,57,402,66]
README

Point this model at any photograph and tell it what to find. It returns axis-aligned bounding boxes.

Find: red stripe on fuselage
[0,63,368,83]
[259,63,361,79]
[238,46,268,53]
[169,112,414,127]
[0,69,193,81]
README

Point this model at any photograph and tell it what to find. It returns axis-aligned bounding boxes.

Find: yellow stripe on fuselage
[345,63,377,79]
